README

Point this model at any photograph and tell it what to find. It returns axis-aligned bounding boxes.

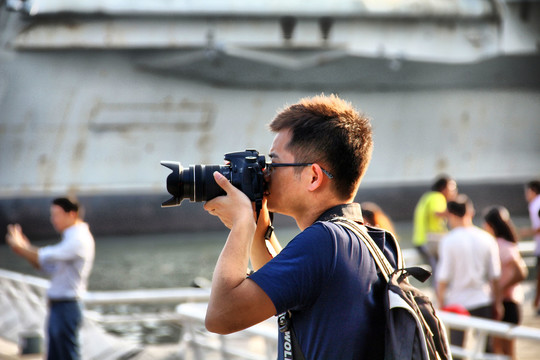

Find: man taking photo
[203,94,398,359]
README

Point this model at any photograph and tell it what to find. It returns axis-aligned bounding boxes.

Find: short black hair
[447,194,471,218]
[269,94,373,200]
[431,175,454,192]
[52,197,79,213]
[526,180,540,195]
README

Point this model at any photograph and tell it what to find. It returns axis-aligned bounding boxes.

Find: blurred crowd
[363,177,540,360]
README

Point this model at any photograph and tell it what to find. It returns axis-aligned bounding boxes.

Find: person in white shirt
[520,180,540,311]
[436,194,502,353]
[6,197,95,360]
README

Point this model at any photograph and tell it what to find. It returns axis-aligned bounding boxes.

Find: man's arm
[519,226,540,238]
[203,172,277,334]
[436,280,447,308]
[6,224,40,269]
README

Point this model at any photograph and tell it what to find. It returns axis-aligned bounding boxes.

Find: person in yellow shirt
[413,175,457,277]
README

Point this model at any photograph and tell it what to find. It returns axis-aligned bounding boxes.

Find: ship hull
[1,1,539,236]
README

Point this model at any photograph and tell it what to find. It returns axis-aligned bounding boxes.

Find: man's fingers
[7,224,16,237]
[8,223,21,232]
[6,224,17,246]
[213,171,233,193]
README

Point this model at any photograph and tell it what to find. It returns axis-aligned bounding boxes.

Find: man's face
[50,205,76,233]
[265,129,304,215]
[443,180,458,201]
[525,188,536,203]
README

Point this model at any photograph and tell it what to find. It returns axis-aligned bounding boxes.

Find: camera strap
[264,212,275,240]
[255,199,263,222]
[264,224,274,241]
[278,311,306,360]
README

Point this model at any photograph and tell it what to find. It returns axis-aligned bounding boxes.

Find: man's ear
[69,211,79,221]
[307,164,325,192]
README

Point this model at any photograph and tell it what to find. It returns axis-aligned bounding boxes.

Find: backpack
[332,218,452,360]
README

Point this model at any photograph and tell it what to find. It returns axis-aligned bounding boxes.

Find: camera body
[161,149,266,208]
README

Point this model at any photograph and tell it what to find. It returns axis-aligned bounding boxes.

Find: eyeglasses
[265,162,334,179]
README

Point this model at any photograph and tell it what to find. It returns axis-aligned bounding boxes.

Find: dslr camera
[161,150,267,210]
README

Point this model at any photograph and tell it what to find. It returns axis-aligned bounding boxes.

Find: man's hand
[203,172,276,334]
[6,224,30,254]
[203,172,255,229]
[203,172,281,269]
[6,224,40,268]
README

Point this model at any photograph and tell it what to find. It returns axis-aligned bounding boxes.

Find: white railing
[85,288,210,306]
[438,311,540,360]
[1,240,538,360]
[0,269,48,342]
[175,241,540,360]
[0,268,210,359]
[176,303,277,360]
[0,268,143,359]
[176,302,540,360]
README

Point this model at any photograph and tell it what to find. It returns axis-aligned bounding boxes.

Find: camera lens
[161,161,229,207]
[190,164,228,202]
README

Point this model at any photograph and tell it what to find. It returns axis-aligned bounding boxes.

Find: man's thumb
[213,171,231,192]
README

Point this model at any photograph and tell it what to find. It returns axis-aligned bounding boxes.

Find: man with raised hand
[6,197,95,360]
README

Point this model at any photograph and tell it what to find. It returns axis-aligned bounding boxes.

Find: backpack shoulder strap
[381,226,404,270]
[331,217,397,282]
[332,217,432,284]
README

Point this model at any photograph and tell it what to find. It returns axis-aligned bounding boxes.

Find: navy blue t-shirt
[249,203,398,360]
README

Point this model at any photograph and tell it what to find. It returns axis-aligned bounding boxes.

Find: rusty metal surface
[0,1,539,234]
[10,0,496,17]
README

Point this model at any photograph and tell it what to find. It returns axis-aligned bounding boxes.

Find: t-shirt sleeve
[425,193,447,233]
[38,236,83,267]
[249,223,335,314]
[429,193,447,213]
[532,199,540,229]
